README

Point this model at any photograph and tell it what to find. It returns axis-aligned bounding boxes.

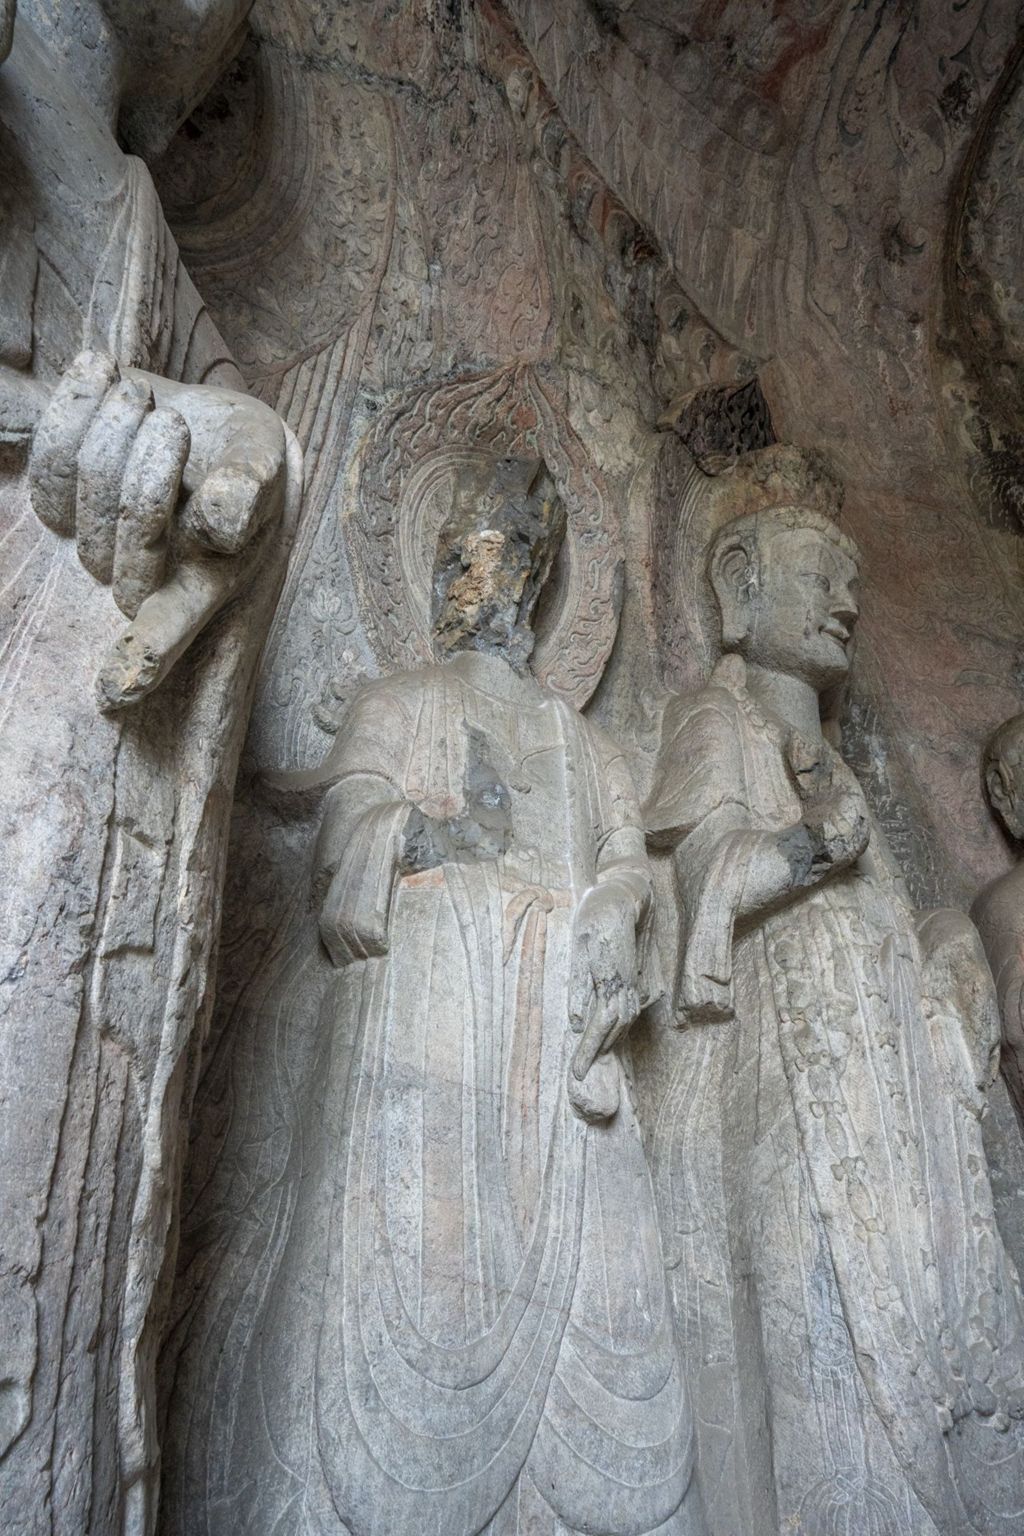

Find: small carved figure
[646,502,1024,1535]
[309,458,704,1535]
[972,712,1024,1127]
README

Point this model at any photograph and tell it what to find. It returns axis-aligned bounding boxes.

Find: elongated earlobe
[710,537,757,649]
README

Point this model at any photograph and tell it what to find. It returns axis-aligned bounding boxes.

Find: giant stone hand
[29,347,286,710]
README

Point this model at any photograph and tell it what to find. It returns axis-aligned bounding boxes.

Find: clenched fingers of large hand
[113,406,190,619]
[76,375,154,582]
[29,349,119,534]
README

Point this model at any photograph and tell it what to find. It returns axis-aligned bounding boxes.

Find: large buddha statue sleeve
[314,684,417,967]
[645,680,762,1024]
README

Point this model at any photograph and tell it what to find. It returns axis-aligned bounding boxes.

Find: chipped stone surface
[0,4,299,1530]
[4,2,1024,1533]
[974,712,1024,1129]
[286,471,701,1535]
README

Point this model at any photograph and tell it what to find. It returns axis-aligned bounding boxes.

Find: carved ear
[709,535,757,648]
[986,760,1022,839]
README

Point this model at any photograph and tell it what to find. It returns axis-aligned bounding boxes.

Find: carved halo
[344,365,622,707]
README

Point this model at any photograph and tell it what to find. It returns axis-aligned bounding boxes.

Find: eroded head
[431,457,566,671]
[984,713,1024,842]
[709,504,861,693]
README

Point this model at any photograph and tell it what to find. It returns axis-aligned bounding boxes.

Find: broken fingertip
[95,630,164,713]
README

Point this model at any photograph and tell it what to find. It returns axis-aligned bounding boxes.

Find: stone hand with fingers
[29,348,287,710]
[567,873,647,1123]
[784,729,870,878]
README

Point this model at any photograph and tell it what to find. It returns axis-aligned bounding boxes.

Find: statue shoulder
[348,663,441,712]
[660,674,746,759]
[645,678,747,846]
[320,666,438,776]
[971,866,1023,949]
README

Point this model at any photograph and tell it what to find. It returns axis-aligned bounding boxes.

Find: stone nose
[830,589,859,627]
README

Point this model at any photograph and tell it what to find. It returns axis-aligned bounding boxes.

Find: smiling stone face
[749,525,860,690]
[709,504,861,694]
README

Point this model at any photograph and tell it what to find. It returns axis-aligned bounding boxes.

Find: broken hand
[567,879,642,1122]
[29,348,287,711]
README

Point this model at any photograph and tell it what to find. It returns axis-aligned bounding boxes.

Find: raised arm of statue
[647,668,869,1024]
[313,687,414,968]
[313,675,521,967]
[27,348,289,710]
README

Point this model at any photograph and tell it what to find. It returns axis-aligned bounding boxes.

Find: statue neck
[742,662,823,744]
[20,0,124,133]
[446,646,536,700]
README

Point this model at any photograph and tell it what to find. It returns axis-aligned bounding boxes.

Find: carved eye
[802,572,831,593]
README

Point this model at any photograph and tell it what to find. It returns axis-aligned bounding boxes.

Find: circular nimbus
[344,367,622,708]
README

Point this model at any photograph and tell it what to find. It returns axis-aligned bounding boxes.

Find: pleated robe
[646,654,1024,1536]
[312,649,703,1536]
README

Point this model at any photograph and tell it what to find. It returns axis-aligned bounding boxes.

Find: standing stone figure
[309,458,703,1536]
[0,5,299,1532]
[972,712,1024,1128]
[646,502,1024,1535]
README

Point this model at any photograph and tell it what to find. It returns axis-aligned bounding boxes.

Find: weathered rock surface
[0,5,299,1531]
[648,486,1024,1535]
[4,2,1024,1534]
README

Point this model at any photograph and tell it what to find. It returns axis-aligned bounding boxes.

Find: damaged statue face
[431,456,566,670]
[710,505,861,692]
[984,712,1024,843]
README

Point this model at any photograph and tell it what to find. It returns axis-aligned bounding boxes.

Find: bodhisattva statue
[645,503,1024,1535]
[0,5,299,1531]
[309,458,704,1536]
[972,713,1024,1129]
